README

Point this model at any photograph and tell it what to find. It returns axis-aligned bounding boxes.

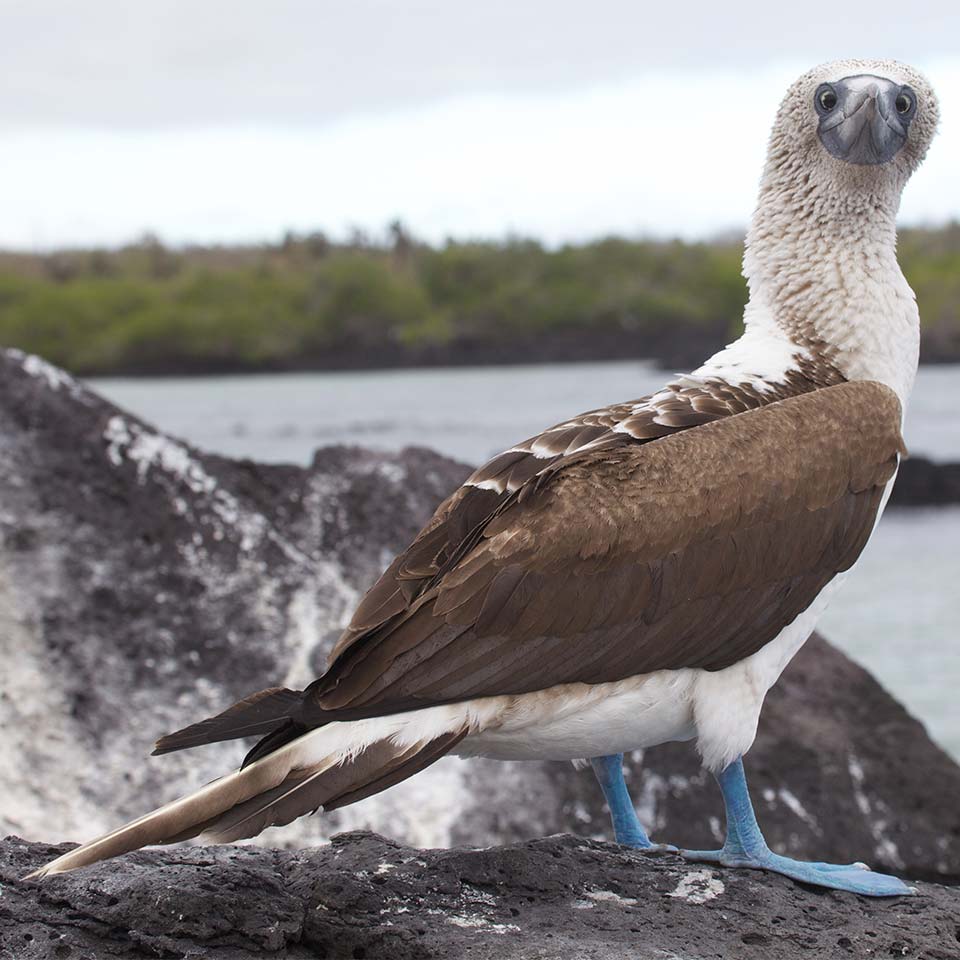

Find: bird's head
[744,60,938,398]
[766,59,938,199]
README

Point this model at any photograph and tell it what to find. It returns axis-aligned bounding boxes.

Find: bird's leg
[682,757,916,896]
[589,754,675,851]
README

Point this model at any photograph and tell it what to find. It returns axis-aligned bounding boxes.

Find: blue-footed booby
[28,59,939,897]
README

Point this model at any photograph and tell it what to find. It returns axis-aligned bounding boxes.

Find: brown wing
[328,374,795,663]
[309,381,902,719]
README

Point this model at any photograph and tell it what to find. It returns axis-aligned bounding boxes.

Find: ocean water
[92,361,960,759]
[92,360,960,467]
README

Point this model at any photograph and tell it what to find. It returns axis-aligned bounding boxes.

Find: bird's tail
[151,686,305,758]
[25,709,468,880]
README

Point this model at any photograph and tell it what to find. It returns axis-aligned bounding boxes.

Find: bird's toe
[796,863,916,897]
[643,842,679,855]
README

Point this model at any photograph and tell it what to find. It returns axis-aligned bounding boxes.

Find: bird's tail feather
[151,686,304,756]
[25,713,468,880]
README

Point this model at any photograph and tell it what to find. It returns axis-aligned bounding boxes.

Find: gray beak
[816,75,915,166]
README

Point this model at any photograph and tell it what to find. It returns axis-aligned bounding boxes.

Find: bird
[28,59,939,896]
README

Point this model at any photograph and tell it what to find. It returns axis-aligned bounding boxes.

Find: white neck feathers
[730,153,920,409]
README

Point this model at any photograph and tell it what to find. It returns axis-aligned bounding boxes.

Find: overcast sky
[1,1,958,248]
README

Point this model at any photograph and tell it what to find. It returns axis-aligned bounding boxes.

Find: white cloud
[3,1,959,127]
[1,58,957,249]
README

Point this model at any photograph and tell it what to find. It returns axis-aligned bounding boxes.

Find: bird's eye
[895,92,913,114]
[818,88,838,112]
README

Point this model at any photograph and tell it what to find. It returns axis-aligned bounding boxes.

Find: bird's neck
[732,171,919,409]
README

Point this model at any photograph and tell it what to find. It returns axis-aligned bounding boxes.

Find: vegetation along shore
[1,222,958,377]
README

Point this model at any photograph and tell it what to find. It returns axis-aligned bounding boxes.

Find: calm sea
[91,362,960,759]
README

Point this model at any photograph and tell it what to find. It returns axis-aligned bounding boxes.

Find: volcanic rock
[892,456,960,506]
[0,346,958,889]
[3,832,959,960]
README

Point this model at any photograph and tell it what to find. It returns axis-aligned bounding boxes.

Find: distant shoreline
[3,226,958,379]
[80,336,960,380]
[80,328,729,379]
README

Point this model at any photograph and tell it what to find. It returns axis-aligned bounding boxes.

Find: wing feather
[307,380,903,722]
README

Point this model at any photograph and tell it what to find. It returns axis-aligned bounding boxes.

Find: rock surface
[3,832,959,960]
[0,347,472,849]
[892,457,960,507]
[1,346,959,889]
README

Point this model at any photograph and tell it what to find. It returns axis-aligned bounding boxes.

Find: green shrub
[0,224,956,374]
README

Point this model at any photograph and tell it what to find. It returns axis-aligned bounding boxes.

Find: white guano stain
[848,754,872,816]
[776,787,822,835]
[446,915,520,933]
[376,461,407,485]
[10,349,88,399]
[101,414,315,563]
[104,416,214,492]
[586,889,638,906]
[847,752,904,868]
[763,785,821,835]
[668,869,725,905]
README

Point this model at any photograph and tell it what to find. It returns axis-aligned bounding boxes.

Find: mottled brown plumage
[329,363,846,664]
[307,380,902,722]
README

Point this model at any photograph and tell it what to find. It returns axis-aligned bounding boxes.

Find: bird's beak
[818,77,909,166]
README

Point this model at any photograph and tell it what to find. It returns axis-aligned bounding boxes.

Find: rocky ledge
[2,348,960,957]
[891,457,960,507]
[4,832,959,960]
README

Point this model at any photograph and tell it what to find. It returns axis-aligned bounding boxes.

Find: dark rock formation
[0,347,471,847]
[1,346,959,892]
[892,456,960,506]
[4,832,959,960]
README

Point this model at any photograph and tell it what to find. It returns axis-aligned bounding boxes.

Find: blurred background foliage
[0,221,957,376]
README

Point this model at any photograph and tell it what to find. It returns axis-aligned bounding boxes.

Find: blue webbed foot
[682,848,915,896]
[682,850,869,872]
[692,758,916,898]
